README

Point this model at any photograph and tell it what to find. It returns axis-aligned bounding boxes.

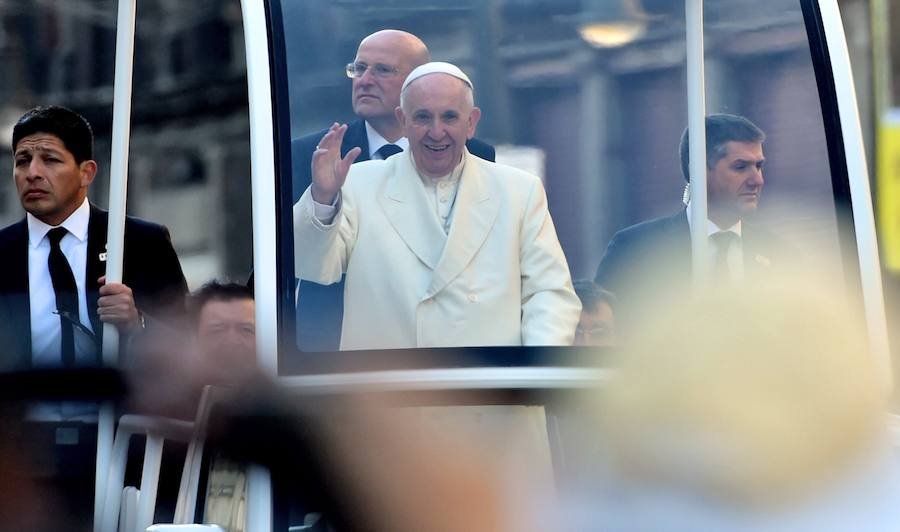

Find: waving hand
[310,123,362,204]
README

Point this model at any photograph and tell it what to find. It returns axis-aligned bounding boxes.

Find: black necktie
[376,144,402,159]
[710,231,738,284]
[47,227,79,365]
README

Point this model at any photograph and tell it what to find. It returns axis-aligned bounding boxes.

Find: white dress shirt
[28,197,96,367]
[686,201,744,280]
[417,157,464,235]
[365,121,409,160]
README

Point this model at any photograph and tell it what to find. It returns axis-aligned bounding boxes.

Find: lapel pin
[99,252,107,262]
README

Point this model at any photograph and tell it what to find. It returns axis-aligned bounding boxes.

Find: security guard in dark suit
[0,105,188,526]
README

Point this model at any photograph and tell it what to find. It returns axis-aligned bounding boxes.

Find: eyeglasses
[345,61,399,79]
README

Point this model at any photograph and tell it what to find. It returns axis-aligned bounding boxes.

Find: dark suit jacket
[0,204,189,370]
[291,119,496,352]
[594,210,780,339]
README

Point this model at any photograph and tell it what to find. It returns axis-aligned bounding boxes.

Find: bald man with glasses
[292,30,495,200]
[290,30,495,352]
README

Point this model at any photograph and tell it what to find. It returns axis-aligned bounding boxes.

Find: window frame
[249,0,889,385]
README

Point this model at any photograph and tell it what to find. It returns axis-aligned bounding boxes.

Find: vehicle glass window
[280,0,854,356]
[702,1,848,289]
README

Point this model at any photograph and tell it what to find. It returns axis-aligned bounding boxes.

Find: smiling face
[14,133,96,226]
[397,74,481,178]
[707,141,765,226]
[351,31,428,126]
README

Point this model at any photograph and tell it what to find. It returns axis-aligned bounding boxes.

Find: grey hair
[679,114,765,182]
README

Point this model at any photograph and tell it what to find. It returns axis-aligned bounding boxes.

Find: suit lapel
[0,220,33,368]
[426,155,500,298]
[671,210,693,270]
[742,224,773,277]
[342,120,371,161]
[376,152,446,270]
[86,206,108,344]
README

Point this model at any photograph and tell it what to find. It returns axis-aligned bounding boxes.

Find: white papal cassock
[294,148,580,350]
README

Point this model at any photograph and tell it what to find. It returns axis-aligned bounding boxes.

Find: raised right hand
[310,123,362,204]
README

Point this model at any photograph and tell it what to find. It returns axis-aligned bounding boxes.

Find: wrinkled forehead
[356,35,415,68]
[199,298,256,324]
[14,132,69,154]
[722,140,765,159]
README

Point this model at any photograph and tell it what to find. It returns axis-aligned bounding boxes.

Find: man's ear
[394,106,406,128]
[467,107,481,139]
[80,160,97,187]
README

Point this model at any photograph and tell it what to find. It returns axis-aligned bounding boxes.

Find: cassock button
[467,294,478,302]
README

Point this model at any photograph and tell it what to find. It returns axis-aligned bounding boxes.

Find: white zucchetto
[401,61,473,93]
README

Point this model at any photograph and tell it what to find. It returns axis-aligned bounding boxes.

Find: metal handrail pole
[94,0,137,528]
[686,0,709,289]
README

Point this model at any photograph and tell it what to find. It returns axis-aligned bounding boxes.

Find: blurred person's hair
[597,269,884,507]
[12,105,94,163]
[189,280,254,325]
[679,113,765,182]
[573,279,616,312]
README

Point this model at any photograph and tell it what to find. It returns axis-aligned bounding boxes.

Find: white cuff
[312,191,341,224]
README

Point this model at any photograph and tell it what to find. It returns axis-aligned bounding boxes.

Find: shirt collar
[685,201,742,237]
[411,148,468,187]
[27,197,90,248]
[365,121,409,156]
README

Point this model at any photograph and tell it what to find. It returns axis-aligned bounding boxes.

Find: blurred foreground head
[190,280,257,383]
[207,384,545,532]
[573,279,617,346]
[125,281,257,419]
[598,270,885,506]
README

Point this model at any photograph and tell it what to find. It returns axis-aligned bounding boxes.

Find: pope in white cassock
[294,62,580,350]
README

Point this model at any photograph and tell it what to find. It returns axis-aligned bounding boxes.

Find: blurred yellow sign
[878,114,900,271]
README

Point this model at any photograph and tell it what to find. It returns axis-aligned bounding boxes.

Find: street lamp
[577,0,649,48]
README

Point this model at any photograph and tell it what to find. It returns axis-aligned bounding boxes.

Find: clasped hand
[97,275,141,332]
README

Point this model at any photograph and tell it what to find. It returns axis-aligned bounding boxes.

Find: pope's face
[397,74,481,178]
